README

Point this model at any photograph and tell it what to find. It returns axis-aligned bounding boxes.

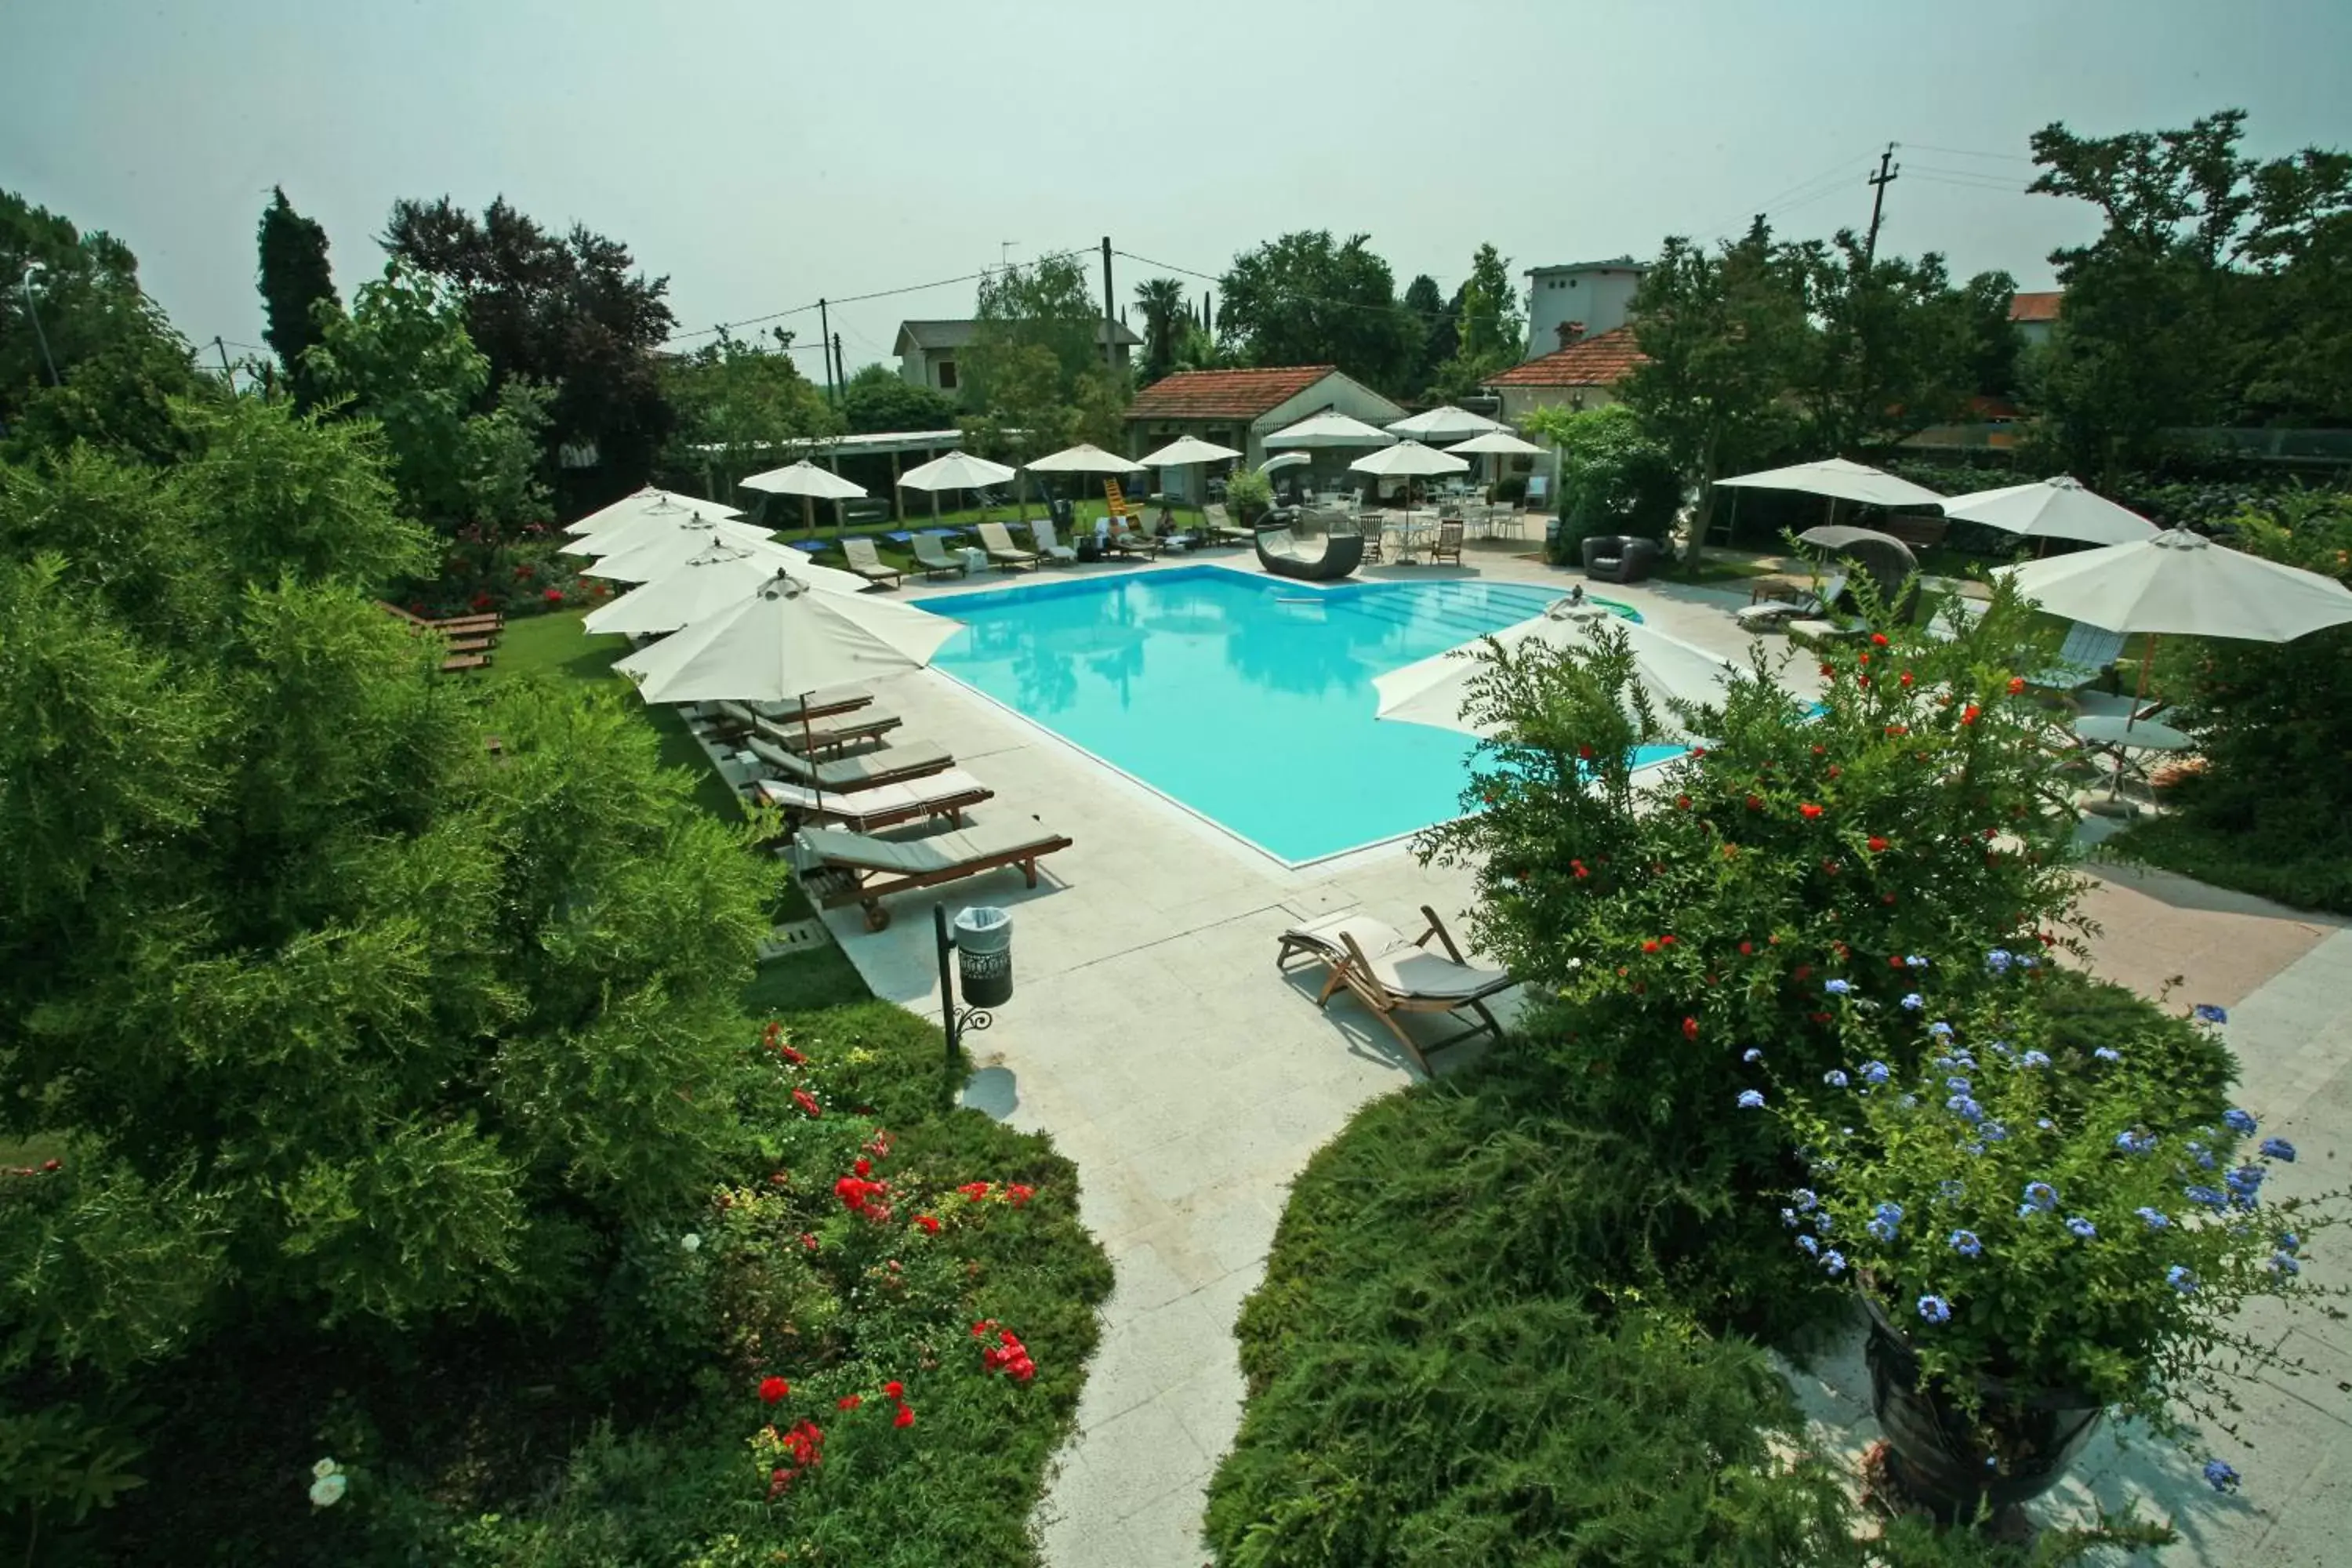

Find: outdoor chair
[799,817,1074,931]
[1430,520,1465,566]
[1579,534,1661,584]
[1276,905,1514,1076]
[839,537,904,589]
[711,691,871,739]
[911,533,967,579]
[1029,518,1079,567]
[1105,522,1160,560]
[752,768,993,833]
[750,706,904,759]
[2027,622,2128,691]
[975,521,1040,572]
[1203,503,1253,547]
[1736,571,1848,633]
[746,736,955,793]
[1359,514,1386,564]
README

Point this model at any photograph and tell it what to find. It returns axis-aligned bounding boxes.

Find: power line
[1902,142,2036,165]
[1907,164,2034,188]
[661,244,1092,348]
[1692,149,1882,241]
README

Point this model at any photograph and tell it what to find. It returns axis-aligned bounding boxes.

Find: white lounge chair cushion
[750,737,951,787]
[742,688,869,721]
[756,768,987,822]
[753,706,902,746]
[1368,949,1510,1000]
[1284,911,1410,959]
[801,819,1062,874]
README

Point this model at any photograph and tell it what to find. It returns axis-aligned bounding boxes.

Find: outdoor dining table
[2072,713,2194,798]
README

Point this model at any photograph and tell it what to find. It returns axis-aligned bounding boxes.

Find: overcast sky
[8,0,2349,375]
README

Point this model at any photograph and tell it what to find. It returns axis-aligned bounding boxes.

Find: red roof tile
[2008,290,2063,323]
[1126,365,1338,421]
[1483,326,1646,388]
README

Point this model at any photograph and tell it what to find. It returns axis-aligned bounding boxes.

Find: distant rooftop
[1526,255,1646,275]
[895,318,1142,353]
[1484,326,1647,389]
[2008,290,2063,323]
[1126,365,1340,421]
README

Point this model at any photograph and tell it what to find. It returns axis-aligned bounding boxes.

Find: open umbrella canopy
[1024,442,1142,476]
[1997,528,2352,641]
[740,460,868,500]
[568,504,774,557]
[565,487,739,538]
[1374,600,1734,740]
[1387,405,1504,441]
[613,568,963,706]
[1258,452,1313,476]
[1942,475,2158,547]
[1261,411,1397,448]
[1717,458,1945,510]
[898,451,1018,492]
[583,542,868,635]
[1348,439,1472,478]
[1444,429,1546,457]
[1138,434,1243,467]
[579,520,791,583]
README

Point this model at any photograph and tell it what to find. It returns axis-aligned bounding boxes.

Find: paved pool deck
[794,541,2350,1566]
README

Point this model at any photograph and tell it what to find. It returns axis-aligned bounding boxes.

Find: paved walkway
[797,543,2351,1565]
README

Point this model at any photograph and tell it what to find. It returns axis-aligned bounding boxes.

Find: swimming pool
[920,565,1671,863]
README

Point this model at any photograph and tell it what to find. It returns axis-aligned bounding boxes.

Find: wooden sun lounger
[753,768,993,833]
[750,706,905,758]
[708,691,873,739]
[1276,905,1514,1076]
[747,736,954,793]
[975,521,1040,572]
[800,818,1073,931]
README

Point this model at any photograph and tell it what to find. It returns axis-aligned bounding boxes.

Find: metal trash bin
[952,906,1014,1007]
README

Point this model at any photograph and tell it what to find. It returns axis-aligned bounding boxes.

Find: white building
[1123,365,1406,499]
[1523,256,1647,361]
[894,318,1141,397]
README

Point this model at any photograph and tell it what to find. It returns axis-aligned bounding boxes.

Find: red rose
[543,587,564,604]
[1820,662,1835,677]
[1867,836,1889,852]
[957,1181,991,1200]
[760,1376,789,1404]
[800,1232,818,1251]
[1676,793,1692,810]
[1827,766,1842,779]
[1798,803,1824,819]
[1889,954,1905,968]
[1857,652,1871,666]
[1857,674,1871,687]
[1660,934,1676,946]
[1681,1017,1699,1040]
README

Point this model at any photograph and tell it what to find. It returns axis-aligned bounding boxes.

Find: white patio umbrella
[1140,434,1244,510]
[583,541,868,636]
[1715,458,1946,511]
[1261,410,1398,448]
[578,518,789,583]
[1443,427,1548,492]
[565,487,739,539]
[1374,599,1735,741]
[564,503,771,558]
[741,459,868,537]
[1387,405,1503,441]
[1943,475,2158,548]
[1024,442,1141,476]
[1349,437,1471,506]
[898,450,1019,526]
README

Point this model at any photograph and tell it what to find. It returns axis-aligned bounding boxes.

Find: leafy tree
[1,190,207,463]
[1132,276,1187,383]
[1425,242,1525,399]
[255,186,339,410]
[1619,221,1812,568]
[840,361,957,434]
[381,196,678,513]
[960,254,1127,460]
[1520,404,1682,560]
[1217,230,1419,394]
[659,331,841,492]
[1403,273,1453,393]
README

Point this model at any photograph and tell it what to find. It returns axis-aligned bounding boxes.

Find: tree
[1133,276,1188,384]
[1217,230,1419,395]
[1519,404,1683,561]
[0,389,775,1433]
[660,330,841,492]
[1619,222,1812,568]
[840,361,958,434]
[1426,242,1524,398]
[1402,274,1453,394]
[255,187,339,410]
[960,254,1127,460]
[381,197,678,514]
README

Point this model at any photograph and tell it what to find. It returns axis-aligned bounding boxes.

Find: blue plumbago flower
[1988,1040,2015,1058]
[1867,1217,1899,1243]
[1897,1093,1920,1108]
[1822,1249,1848,1276]
[2186,1139,2217,1171]
[1950,1229,1982,1258]
[2167,1265,2198,1294]
[2203,1459,2239,1493]
[2135,1207,2172,1231]
[1795,1233,1820,1256]
[2022,1181,2059,1211]
[2066,1216,2098,1240]
[1937,1179,1966,1203]
[1815,1213,1835,1235]
[1742,1047,1764,1063]
[1875,1200,1905,1226]
[2115,1130,2157,1155]
[1947,1094,1985,1124]
[1737,1090,1766,1109]
[2186,1185,2227,1210]
[2260,1137,2296,1163]
[1860,1060,1891,1086]
[2226,1165,2266,1207]
[1905,955,1929,970]
[1780,1207,1799,1229]
[1985,948,2014,974]
[1794,1189,1818,1212]
[1918,1294,1953,1324]
[1824,1069,1850,1088]
[1824,978,1852,996]
[2194,1004,2229,1025]
[1929,1021,1955,1038]
[1900,992,1926,1011]
[1963,1142,1987,1157]
[2271,1253,2301,1276]
[2035,1117,2055,1130]
[2021,1050,2052,1069]
[2278,1231,2301,1254]
[1981,1121,2009,1142]
[2018,956,2039,969]
[1945,1075,1973,1092]
[2092,1047,2122,1062]
[2223,1108,2258,1135]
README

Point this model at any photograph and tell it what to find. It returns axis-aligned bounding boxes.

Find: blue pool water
[920,564,1680,863]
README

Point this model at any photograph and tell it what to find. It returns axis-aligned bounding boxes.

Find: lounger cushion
[750,737,952,787]
[756,768,988,821]
[802,820,1063,874]
[1284,912,1410,959]
[1369,949,1511,1000]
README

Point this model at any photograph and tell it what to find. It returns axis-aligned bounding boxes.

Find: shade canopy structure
[740,459,870,537]
[583,542,869,636]
[1348,439,1472,479]
[1998,528,2352,642]
[579,521,792,584]
[1138,435,1243,467]
[613,568,963,706]
[565,487,739,539]
[1795,524,1919,612]
[1717,458,1945,510]
[1024,442,1142,476]
[565,503,772,557]
[1262,410,1397,448]
[1374,599,1735,740]
[1444,429,1547,457]
[1387,405,1504,441]
[1942,475,2158,547]
[897,451,1018,492]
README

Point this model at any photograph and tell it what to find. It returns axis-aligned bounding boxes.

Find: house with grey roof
[893,318,1142,398]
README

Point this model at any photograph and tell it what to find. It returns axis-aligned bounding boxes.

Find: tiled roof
[2008,291,2063,323]
[1125,365,1338,420]
[896,318,1142,351]
[1483,325,1646,388]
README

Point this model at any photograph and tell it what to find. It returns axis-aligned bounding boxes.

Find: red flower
[1744,794,1764,811]
[915,1214,941,1234]
[542,587,564,605]
[1870,633,1888,647]
[1577,744,1594,760]
[882,1381,904,1398]
[1820,662,1835,677]
[1856,674,1871,688]
[1737,941,1753,956]
[800,1232,818,1252]
[1867,835,1889,852]
[893,1404,915,1428]
[854,1157,872,1177]
[1899,670,1914,688]
[1660,933,1676,946]
[838,1395,862,1410]
[971,1319,997,1339]
[1681,1017,1699,1041]
[1827,765,1842,779]
[956,1181,991,1201]
[1960,703,1981,725]
[1006,1184,1036,1207]
[777,1044,807,1065]
[1675,793,1692,810]
[1885,724,1908,737]
[1857,652,1871,666]
[1798,802,1824,819]
[760,1376,789,1404]
[1889,954,1905,969]
[1570,859,1589,880]
[793,1088,821,1118]
[2007,676,2027,695]
[1882,893,1898,905]
[1641,938,1661,954]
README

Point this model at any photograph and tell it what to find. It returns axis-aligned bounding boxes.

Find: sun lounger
[840,537,903,589]
[749,706,904,757]
[1736,572,1849,633]
[753,768,993,833]
[2027,621,2127,690]
[911,533,967,579]
[1105,523,1160,560]
[975,521,1040,572]
[800,818,1073,931]
[1029,518,1079,567]
[1276,905,1514,1075]
[1203,503,1254,547]
[747,736,954,792]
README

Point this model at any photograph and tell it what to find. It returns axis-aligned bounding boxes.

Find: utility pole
[212,336,236,388]
[818,298,837,404]
[1100,236,1116,372]
[1863,143,1900,264]
[832,332,844,397]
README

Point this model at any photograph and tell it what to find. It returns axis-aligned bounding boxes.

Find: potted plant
[1744,960,2338,1522]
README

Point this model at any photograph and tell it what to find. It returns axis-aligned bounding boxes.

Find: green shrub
[1521,404,1682,564]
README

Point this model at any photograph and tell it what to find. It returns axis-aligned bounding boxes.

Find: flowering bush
[1751,960,2343,1475]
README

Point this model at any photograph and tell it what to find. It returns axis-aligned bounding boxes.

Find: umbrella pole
[2107,632,2158,804]
[803,494,815,540]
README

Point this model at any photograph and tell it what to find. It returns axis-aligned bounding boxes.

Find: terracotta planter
[1862,1294,2106,1522]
